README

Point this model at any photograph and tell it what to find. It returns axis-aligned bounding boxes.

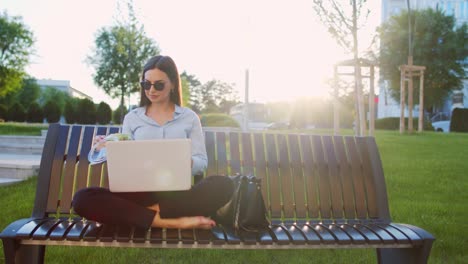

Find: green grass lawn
[0,122,48,136]
[1,130,467,263]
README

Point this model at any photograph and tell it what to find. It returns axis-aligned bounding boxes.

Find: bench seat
[1,124,434,263]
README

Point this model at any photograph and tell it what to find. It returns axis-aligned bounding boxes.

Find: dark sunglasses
[140,81,166,91]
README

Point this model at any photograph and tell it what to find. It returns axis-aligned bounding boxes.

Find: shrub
[375,117,433,131]
[7,102,27,122]
[450,108,468,132]
[201,113,240,127]
[43,100,61,123]
[113,105,127,124]
[76,98,96,124]
[64,99,78,124]
[0,104,7,120]
[96,102,112,125]
[26,102,44,123]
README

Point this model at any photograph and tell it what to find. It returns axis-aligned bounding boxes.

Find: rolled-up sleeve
[190,115,208,175]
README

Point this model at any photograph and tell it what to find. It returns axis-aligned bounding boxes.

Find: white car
[432,120,450,132]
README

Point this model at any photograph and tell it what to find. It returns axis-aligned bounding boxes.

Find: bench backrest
[33,124,391,222]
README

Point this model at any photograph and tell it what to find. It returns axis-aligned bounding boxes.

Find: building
[378,0,468,119]
[36,79,92,100]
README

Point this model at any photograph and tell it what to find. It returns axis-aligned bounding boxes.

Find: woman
[72,55,233,229]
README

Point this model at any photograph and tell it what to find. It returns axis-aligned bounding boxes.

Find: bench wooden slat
[306,223,335,244]
[299,135,319,219]
[265,134,282,218]
[375,224,410,244]
[253,134,269,217]
[288,135,307,219]
[333,136,356,219]
[132,228,148,243]
[281,224,307,245]
[320,223,352,245]
[65,221,92,241]
[60,126,82,214]
[296,223,321,245]
[98,225,115,242]
[356,137,379,218]
[351,224,382,244]
[270,225,291,245]
[322,136,345,219]
[75,127,94,192]
[257,229,274,245]
[82,224,103,242]
[229,132,241,174]
[338,224,367,244]
[219,226,241,245]
[215,132,228,175]
[237,229,258,245]
[180,229,195,244]
[116,225,132,242]
[16,219,49,239]
[31,219,63,240]
[46,126,69,213]
[205,131,217,176]
[149,228,163,244]
[241,133,254,175]
[363,224,395,244]
[278,134,294,218]
[165,228,179,244]
[193,229,211,244]
[389,224,424,245]
[344,137,368,219]
[49,220,75,241]
[311,136,332,219]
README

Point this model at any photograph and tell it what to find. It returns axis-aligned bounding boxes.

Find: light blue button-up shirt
[90,105,208,175]
[122,105,207,175]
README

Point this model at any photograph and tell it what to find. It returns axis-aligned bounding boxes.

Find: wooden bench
[1,123,434,263]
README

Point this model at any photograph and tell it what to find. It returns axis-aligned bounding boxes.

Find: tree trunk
[352,0,365,136]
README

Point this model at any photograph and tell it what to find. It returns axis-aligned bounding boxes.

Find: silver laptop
[106,139,192,192]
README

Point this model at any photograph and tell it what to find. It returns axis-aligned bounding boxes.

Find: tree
[379,8,467,113]
[312,0,371,135]
[38,87,70,113]
[0,11,35,97]
[26,102,44,123]
[181,71,201,110]
[7,102,26,122]
[87,3,159,120]
[189,80,239,114]
[0,77,41,108]
[64,98,79,124]
[43,100,61,123]
[96,101,112,124]
[113,105,127,124]
[76,98,96,124]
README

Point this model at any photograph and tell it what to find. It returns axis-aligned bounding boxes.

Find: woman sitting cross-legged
[72,55,233,230]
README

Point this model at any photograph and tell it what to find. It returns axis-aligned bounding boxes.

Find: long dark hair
[139,55,182,107]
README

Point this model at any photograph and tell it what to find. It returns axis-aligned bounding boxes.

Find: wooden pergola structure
[398,56,426,134]
[334,58,378,136]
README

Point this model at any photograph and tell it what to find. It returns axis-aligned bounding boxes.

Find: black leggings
[72,176,233,229]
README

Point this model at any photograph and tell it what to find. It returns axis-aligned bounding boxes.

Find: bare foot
[148,204,215,229]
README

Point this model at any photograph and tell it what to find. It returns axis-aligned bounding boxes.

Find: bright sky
[2,0,381,109]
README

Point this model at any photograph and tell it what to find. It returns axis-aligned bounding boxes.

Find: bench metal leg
[377,240,433,264]
[2,239,45,264]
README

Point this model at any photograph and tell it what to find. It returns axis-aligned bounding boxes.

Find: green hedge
[375,117,434,131]
[201,113,240,127]
[450,108,468,132]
